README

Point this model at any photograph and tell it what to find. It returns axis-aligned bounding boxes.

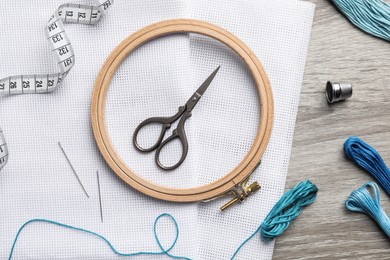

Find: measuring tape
[0,0,114,170]
[0,127,8,170]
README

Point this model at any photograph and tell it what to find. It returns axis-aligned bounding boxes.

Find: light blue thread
[8,213,192,260]
[331,0,390,41]
[344,136,390,196]
[230,226,261,260]
[346,182,390,238]
[231,180,318,259]
[9,181,320,260]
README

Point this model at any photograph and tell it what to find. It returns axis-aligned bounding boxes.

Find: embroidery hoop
[91,19,274,207]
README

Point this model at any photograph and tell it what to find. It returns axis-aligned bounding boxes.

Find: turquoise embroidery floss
[231,180,318,259]
[346,182,390,238]
[9,182,318,259]
[344,136,390,196]
[331,0,390,41]
[260,180,318,241]
[8,213,191,260]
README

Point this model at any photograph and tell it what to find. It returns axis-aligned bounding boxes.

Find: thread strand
[331,0,390,41]
[8,213,191,260]
[344,136,390,196]
[260,180,319,241]
[9,181,319,259]
[345,182,390,238]
[231,180,318,259]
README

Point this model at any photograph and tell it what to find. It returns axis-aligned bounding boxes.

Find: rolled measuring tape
[0,0,113,170]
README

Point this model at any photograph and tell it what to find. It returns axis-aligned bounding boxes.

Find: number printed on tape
[0,0,113,170]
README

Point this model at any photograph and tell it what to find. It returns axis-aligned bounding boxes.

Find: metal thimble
[326,81,353,103]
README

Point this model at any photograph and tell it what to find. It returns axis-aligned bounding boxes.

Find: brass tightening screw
[247,181,261,194]
[220,182,261,211]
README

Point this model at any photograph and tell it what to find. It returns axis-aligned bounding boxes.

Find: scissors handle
[133,106,186,152]
[155,110,191,170]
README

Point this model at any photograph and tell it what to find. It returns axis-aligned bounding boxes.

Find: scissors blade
[195,66,220,96]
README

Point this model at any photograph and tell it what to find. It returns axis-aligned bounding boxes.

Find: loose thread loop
[344,136,390,196]
[9,182,319,260]
[346,182,390,238]
[231,180,318,259]
[331,0,390,41]
[8,213,191,260]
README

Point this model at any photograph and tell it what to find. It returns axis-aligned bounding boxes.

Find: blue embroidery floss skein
[260,180,319,241]
[344,136,390,196]
[346,182,390,238]
[331,0,390,41]
[231,180,318,259]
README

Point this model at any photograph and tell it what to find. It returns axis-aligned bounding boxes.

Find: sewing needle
[58,142,90,198]
[97,171,103,223]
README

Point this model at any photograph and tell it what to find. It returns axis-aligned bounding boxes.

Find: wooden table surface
[273,1,390,259]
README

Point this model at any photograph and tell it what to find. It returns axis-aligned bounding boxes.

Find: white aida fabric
[189,1,315,259]
[0,1,197,259]
[0,0,314,259]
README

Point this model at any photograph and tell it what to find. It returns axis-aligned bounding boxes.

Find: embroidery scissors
[133,66,220,170]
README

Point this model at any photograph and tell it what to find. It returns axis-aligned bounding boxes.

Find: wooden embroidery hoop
[91,19,274,209]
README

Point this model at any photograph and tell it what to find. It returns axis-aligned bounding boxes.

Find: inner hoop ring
[91,19,274,202]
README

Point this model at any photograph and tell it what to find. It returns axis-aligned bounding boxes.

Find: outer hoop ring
[91,19,274,202]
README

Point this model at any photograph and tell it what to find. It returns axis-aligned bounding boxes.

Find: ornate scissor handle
[133,106,186,152]
[155,111,191,170]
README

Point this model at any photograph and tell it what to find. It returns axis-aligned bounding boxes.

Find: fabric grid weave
[0,0,314,259]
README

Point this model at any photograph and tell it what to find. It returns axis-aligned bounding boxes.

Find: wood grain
[273,1,390,259]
